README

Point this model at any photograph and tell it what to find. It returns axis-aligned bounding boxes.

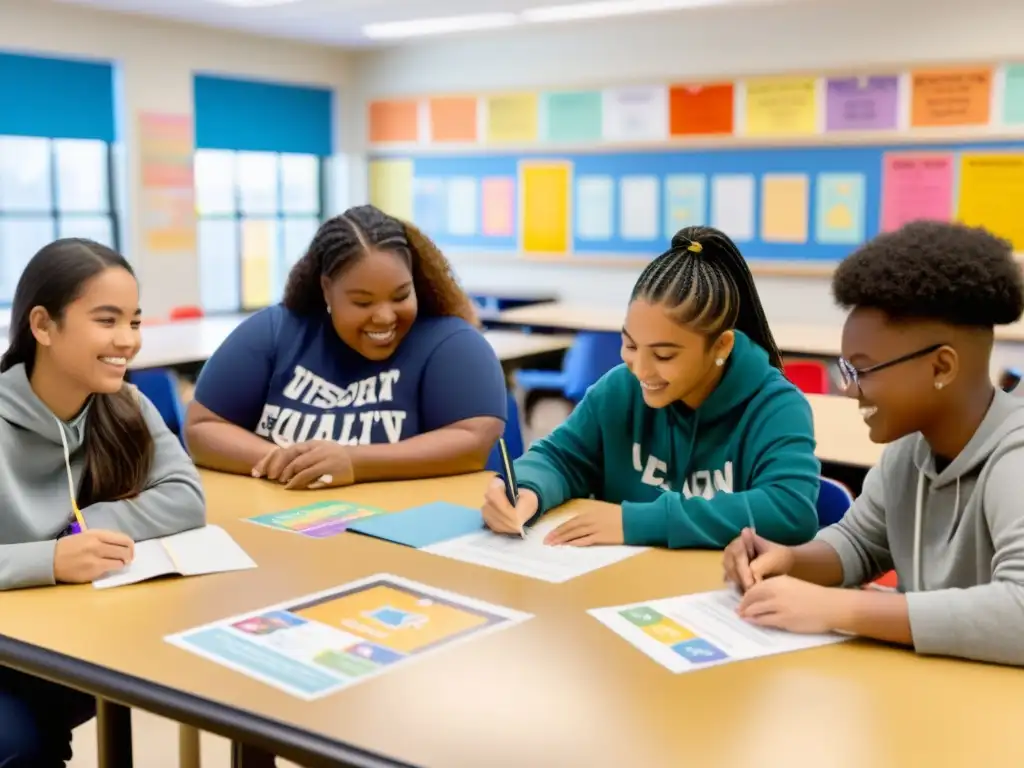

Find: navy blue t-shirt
[194,305,507,447]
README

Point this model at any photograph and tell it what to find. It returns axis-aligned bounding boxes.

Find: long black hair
[0,238,153,506]
[631,225,783,370]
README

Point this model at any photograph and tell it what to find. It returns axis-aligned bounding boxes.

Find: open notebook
[93,525,256,589]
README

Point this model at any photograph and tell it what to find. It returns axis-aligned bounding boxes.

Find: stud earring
[715,358,725,367]
[326,305,332,315]
[935,381,944,390]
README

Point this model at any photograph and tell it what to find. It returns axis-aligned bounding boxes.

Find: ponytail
[78,389,153,507]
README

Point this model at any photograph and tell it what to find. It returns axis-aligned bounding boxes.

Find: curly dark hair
[832,221,1024,328]
[282,204,478,325]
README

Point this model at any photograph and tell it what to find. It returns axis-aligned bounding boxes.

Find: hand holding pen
[481,438,537,537]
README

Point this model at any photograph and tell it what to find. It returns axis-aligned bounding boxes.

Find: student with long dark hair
[0,239,205,764]
[482,226,820,549]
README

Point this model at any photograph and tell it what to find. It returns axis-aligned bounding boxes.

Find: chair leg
[179,724,201,768]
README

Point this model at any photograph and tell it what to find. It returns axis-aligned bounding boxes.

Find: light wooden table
[483,329,573,362]
[1,471,1021,767]
[807,393,881,467]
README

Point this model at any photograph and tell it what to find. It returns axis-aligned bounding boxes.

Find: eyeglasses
[836,344,945,393]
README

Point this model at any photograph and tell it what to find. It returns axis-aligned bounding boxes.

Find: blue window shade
[194,75,333,156]
[0,51,116,141]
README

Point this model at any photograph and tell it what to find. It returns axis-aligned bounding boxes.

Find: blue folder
[346,501,485,548]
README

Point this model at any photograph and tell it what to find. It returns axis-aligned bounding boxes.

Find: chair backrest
[817,476,854,528]
[563,331,622,402]
[486,393,524,474]
[130,369,186,441]
[169,305,204,321]
[784,360,830,395]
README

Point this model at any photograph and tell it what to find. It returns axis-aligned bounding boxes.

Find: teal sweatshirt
[514,331,821,549]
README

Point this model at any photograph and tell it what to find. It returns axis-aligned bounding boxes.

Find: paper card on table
[589,589,848,673]
[602,86,669,142]
[369,100,420,144]
[520,161,571,255]
[94,526,256,589]
[347,502,484,548]
[711,174,755,242]
[664,174,707,236]
[881,153,954,232]
[760,174,809,244]
[1003,64,1024,125]
[368,159,413,220]
[825,76,899,131]
[240,218,275,309]
[619,175,659,241]
[815,173,866,245]
[544,91,603,143]
[165,574,531,700]
[575,175,614,241]
[911,67,992,127]
[669,83,734,136]
[485,93,539,143]
[247,501,386,539]
[744,76,819,136]
[481,177,515,237]
[446,176,479,236]
[428,96,478,143]
[957,153,1024,251]
[413,177,447,236]
[423,514,646,583]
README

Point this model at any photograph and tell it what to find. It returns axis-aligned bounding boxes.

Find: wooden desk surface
[2,472,1021,767]
[483,329,573,362]
[807,393,882,467]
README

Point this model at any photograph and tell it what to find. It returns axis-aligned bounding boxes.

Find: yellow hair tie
[687,242,703,253]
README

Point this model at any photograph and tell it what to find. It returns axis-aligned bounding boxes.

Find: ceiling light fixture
[208,0,303,6]
[362,13,519,40]
[521,0,725,23]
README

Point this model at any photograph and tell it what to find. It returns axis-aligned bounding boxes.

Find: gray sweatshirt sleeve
[83,393,206,541]
[906,454,1024,666]
[814,461,894,586]
[0,541,58,590]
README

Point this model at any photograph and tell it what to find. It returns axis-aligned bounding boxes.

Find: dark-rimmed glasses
[836,344,945,393]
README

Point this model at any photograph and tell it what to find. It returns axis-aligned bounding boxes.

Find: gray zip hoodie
[816,389,1024,666]
[0,363,206,590]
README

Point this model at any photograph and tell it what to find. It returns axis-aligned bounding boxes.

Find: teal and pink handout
[247,501,385,539]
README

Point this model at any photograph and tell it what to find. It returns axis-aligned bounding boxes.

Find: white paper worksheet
[423,515,646,583]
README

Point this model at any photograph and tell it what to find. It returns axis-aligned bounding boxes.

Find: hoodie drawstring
[53,415,82,526]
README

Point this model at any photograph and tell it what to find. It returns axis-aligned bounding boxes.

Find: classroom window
[0,136,119,306]
[195,150,324,313]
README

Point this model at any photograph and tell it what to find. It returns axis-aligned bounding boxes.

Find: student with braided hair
[482,225,820,549]
[186,204,507,489]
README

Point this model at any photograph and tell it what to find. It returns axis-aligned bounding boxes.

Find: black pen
[497,437,524,539]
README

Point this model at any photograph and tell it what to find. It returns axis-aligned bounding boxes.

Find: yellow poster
[485,93,539,143]
[241,219,273,309]
[761,174,810,243]
[519,161,571,255]
[957,154,1024,251]
[368,159,414,220]
[744,77,819,136]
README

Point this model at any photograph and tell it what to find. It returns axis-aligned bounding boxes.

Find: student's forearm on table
[789,541,846,586]
[185,422,273,475]
[831,590,913,646]
[349,427,491,483]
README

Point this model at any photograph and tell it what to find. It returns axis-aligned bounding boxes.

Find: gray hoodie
[816,389,1024,666]
[0,363,206,590]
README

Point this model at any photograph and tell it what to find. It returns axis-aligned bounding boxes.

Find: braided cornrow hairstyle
[282,204,478,325]
[631,225,784,371]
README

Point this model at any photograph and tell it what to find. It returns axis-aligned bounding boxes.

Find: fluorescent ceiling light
[209,0,302,6]
[522,0,724,23]
[363,13,519,40]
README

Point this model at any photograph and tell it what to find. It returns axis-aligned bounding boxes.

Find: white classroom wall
[0,0,353,317]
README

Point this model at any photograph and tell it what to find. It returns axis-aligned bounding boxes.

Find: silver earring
[715,358,725,367]
[935,381,944,390]
[326,305,332,315]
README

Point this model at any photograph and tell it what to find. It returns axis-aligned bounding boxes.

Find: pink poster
[881,153,955,232]
[481,177,515,237]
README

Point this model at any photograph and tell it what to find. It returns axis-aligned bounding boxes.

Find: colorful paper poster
[711,174,755,242]
[668,84,734,136]
[166,574,532,700]
[368,159,413,221]
[743,77,819,136]
[619,175,659,241]
[520,161,571,254]
[368,100,420,144]
[446,176,478,236]
[881,153,954,232]
[575,175,614,240]
[602,86,669,142]
[957,153,1024,251]
[138,113,196,254]
[589,589,847,674]
[247,501,386,539]
[825,76,900,131]
[544,90,603,143]
[664,174,707,236]
[485,93,539,143]
[760,174,809,244]
[815,173,866,245]
[1003,64,1024,125]
[911,67,992,127]
[481,177,515,237]
[413,177,447,236]
[428,96,478,143]
[240,219,274,309]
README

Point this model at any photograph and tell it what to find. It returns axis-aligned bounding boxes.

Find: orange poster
[669,84,734,136]
[428,96,478,143]
[911,67,992,127]
[368,99,420,143]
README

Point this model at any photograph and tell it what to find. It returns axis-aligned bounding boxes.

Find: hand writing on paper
[543,503,624,547]
[737,576,840,634]
[252,441,355,491]
[54,530,135,583]
[723,528,794,592]
[482,478,538,535]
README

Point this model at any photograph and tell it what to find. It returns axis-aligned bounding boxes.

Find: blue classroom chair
[486,394,524,474]
[516,331,622,404]
[816,476,854,528]
[130,368,186,443]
